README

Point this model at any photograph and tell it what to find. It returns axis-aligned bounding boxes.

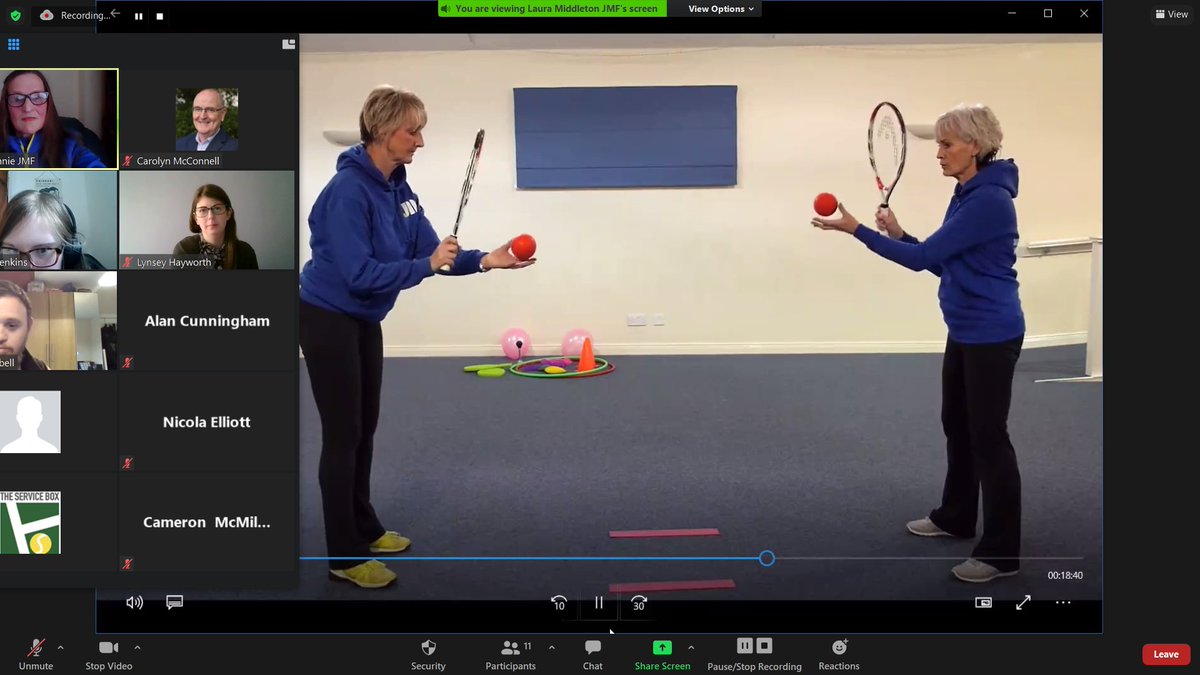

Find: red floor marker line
[609,528,721,539]
[609,579,737,594]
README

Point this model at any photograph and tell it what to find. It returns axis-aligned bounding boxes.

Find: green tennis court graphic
[0,492,61,555]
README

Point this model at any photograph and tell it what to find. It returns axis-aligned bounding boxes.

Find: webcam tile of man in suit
[176,89,238,152]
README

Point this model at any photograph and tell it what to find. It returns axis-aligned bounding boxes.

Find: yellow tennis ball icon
[29,533,53,554]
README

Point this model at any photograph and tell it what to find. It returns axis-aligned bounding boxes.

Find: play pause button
[582,595,617,621]
[736,637,754,654]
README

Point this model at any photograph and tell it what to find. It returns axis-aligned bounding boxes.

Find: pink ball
[500,328,532,360]
[561,329,593,357]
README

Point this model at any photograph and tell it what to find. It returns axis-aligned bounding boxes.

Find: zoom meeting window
[0,33,300,589]
[71,0,1104,643]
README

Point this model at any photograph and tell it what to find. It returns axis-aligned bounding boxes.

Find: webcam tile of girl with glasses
[0,189,105,270]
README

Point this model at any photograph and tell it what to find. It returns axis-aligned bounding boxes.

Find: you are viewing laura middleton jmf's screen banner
[0,492,62,555]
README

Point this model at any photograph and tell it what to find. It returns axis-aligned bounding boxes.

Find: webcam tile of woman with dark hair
[2,70,107,169]
[172,184,259,270]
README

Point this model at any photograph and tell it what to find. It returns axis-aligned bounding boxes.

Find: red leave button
[1144,644,1190,666]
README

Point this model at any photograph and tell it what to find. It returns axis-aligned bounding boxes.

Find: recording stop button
[1143,644,1190,666]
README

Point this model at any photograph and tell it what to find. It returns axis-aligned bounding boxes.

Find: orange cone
[577,337,596,372]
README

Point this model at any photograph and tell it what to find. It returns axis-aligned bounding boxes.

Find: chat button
[585,639,602,655]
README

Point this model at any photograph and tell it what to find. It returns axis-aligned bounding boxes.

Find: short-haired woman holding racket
[811,103,1025,583]
[300,86,534,589]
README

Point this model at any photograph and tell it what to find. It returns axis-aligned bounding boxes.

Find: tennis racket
[439,128,485,272]
[867,102,907,218]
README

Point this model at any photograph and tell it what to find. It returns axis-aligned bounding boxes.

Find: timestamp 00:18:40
[1047,571,1085,580]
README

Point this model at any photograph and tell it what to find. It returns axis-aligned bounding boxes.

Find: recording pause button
[736,637,773,654]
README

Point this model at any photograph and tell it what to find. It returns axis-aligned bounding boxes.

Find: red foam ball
[511,233,537,261]
[814,193,839,217]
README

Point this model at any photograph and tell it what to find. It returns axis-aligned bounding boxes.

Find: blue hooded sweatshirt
[300,145,486,322]
[6,133,106,168]
[853,159,1025,344]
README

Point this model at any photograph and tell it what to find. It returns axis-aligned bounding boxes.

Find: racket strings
[459,157,478,206]
[452,134,484,234]
[871,114,902,184]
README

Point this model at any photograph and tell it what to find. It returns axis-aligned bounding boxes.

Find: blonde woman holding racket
[299,85,534,589]
[812,103,1025,584]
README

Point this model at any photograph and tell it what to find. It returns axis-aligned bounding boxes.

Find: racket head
[451,129,485,236]
[868,102,907,207]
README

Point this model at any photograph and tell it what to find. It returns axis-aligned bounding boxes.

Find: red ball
[511,234,537,261]
[814,193,839,217]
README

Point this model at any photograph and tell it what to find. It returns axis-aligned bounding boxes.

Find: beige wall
[299,39,1101,356]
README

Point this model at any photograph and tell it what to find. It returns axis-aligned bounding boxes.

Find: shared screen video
[85,31,1101,634]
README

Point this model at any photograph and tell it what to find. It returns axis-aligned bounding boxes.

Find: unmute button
[667,0,762,17]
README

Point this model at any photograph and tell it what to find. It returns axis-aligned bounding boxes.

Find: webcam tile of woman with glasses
[3,70,107,169]
[0,188,106,270]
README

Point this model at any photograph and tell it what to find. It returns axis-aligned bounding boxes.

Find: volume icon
[125,595,144,610]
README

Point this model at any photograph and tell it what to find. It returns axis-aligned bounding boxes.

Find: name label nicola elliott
[163,416,252,429]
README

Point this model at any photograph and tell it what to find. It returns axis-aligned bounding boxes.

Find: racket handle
[437,233,458,273]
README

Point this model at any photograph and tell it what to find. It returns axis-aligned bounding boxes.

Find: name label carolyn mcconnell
[144,314,270,329]
[134,155,222,167]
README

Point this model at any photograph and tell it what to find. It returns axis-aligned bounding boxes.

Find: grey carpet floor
[145,344,1103,604]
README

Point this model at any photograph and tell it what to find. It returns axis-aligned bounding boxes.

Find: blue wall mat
[513,85,737,188]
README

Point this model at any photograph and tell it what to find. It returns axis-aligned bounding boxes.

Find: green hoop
[509,356,611,378]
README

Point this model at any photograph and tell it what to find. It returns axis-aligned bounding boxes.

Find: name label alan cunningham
[143,515,271,529]
[145,314,270,330]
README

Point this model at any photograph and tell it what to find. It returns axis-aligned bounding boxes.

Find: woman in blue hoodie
[812,104,1025,583]
[300,86,535,589]
[2,70,107,168]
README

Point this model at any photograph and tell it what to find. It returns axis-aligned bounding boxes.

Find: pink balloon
[501,328,532,360]
[561,329,593,357]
